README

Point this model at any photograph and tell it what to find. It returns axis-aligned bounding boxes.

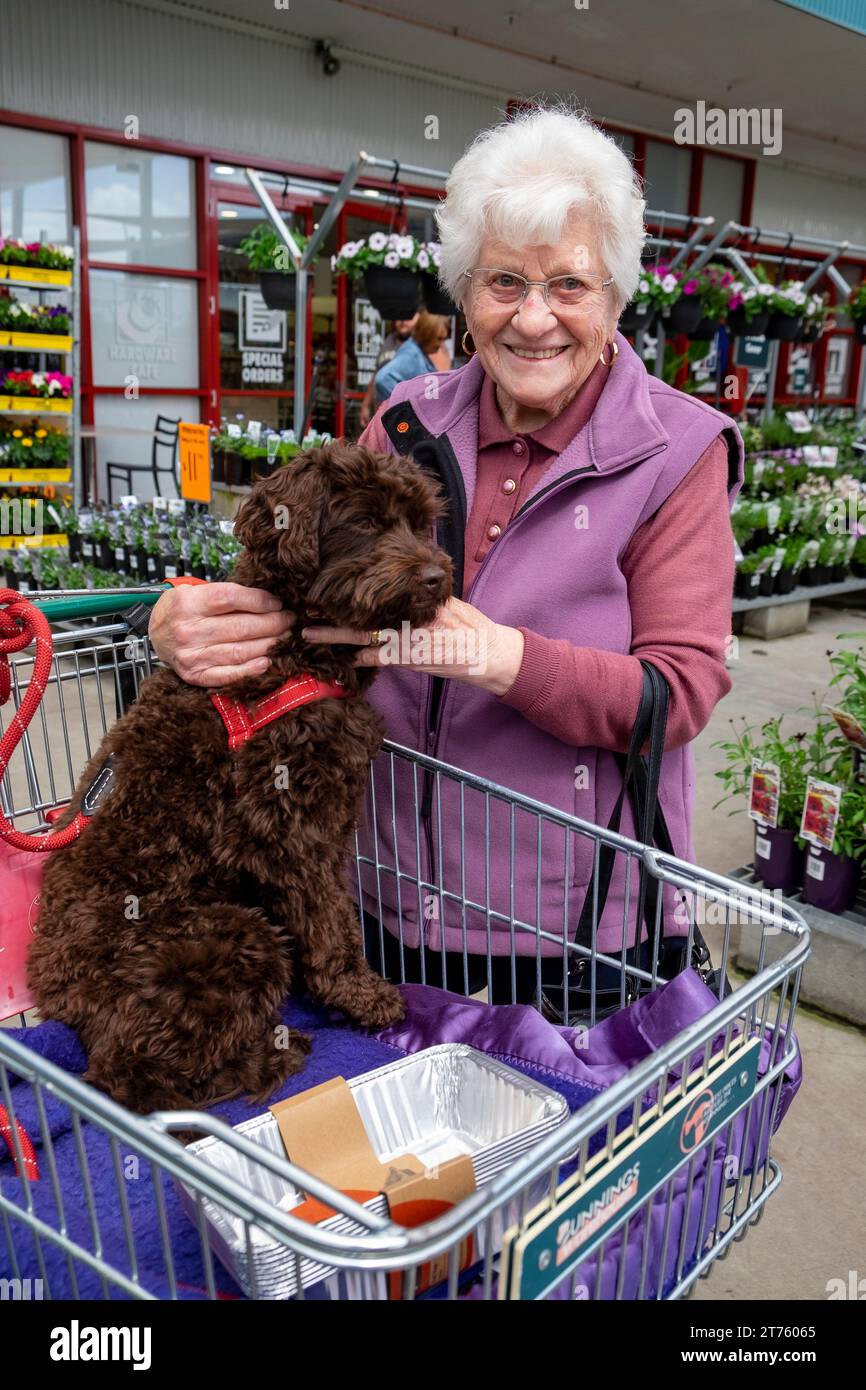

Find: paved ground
[690,602,866,1301]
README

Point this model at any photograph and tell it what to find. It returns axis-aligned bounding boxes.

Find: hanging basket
[258,271,298,311]
[419,272,456,316]
[691,316,723,341]
[728,306,770,337]
[362,266,421,319]
[662,297,703,335]
[798,323,820,343]
[618,301,656,335]
[765,312,803,341]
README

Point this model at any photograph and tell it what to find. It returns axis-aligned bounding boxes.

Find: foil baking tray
[176,1043,568,1299]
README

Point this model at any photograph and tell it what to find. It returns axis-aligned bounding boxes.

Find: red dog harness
[210,675,351,750]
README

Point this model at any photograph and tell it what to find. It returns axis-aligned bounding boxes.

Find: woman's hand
[149,582,294,686]
[302,596,525,697]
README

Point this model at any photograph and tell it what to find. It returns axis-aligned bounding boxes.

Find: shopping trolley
[0,591,809,1301]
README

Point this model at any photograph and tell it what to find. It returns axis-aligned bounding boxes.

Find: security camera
[315,40,340,77]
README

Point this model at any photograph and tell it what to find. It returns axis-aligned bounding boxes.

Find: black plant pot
[221,450,245,488]
[728,306,770,337]
[134,548,149,582]
[79,537,96,565]
[362,266,421,319]
[211,449,226,484]
[97,539,113,571]
[113,544,128,574]
[619,301,656,335]
[191,563,206,580]
[162,553,182,581]
[765,313,803,341]
[735,570,761,599]
[855,320,866,346]
[67,533,82,563]
[852,560,866,578]
[4,570,19,592]
[259,271,297,311]
[144,552,164,583]
[776,567,796,595]
[758,570,776,597]
[799,324,820,344]
[692,316,722,340]
[419,272,456,315]
[803,845,860,914]
[754,826,803,894]
[663,297,703,335]
[832,562,849,583]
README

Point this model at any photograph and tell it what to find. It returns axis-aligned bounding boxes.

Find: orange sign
[178,422,212,503]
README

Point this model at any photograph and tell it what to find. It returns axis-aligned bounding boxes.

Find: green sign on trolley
[499,1036,761,1301]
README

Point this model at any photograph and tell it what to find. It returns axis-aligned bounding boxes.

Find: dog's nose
[418,563,447,590]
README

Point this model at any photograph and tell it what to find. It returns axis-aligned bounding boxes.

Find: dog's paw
[346,979,407,1031]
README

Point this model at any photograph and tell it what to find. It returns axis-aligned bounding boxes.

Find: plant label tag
[766,502,781,533]
[168,498,186,516]
[247,420,262,443]
[785,411,811,434]
[826,705,866,752]
[754,832,772,860]
[226,423,242,437]
[800,778,842,851]
[152,496,168,513]
[266,433,279,461]
[749,760,781,828]
[219,519,235,536]
[805,850,825,882]
[119,495,138,510]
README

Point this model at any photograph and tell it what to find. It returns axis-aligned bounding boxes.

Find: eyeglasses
[463,267,614,310]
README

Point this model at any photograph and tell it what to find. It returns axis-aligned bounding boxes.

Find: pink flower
[721,271,734,286]
[683,279,698,295]
[729,292,743,310]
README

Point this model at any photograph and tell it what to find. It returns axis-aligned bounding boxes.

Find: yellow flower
[35,429,46,439]
[22,438,32,447]
[12,429,22,438]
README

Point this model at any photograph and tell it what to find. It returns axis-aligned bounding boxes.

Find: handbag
[541,660,726,1027]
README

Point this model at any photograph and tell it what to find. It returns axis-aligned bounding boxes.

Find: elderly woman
[150,107,741,1010]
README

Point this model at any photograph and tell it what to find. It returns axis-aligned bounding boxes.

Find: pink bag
[0,840,45,1019]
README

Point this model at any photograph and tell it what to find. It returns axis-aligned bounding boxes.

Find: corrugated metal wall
[0,0,503,174]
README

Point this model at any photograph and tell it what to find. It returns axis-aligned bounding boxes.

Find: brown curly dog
[28,442,452,1113]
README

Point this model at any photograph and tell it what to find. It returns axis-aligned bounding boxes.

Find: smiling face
[463,210,621,431]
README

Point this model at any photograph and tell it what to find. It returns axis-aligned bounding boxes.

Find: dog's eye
[354,517,379,533]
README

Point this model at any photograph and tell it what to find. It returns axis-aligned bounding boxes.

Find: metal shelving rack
[0,226,81,518]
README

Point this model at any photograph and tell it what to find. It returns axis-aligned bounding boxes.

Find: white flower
[417,249,430,269]
[388,233,400,248]
[59,245,73,259]
[431,248,442,268]
[759,283,774,296]
[639,279,650,294]
[368,231,387,252]
[330,255,337,271]
[396,236,415,260]
[384,251,400,268]
[661,274,677,293]
[32,373,45,387]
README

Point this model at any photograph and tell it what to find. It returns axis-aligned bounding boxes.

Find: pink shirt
[361,373,733,754]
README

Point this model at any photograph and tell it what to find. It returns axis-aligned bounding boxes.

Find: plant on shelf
[0,238,73,271]
[0,299,70,336]
[713,714,809,892]
[1,369,72,399]
[0,424,70,468]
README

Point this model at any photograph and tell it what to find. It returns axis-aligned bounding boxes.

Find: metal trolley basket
[0,592,809,1301]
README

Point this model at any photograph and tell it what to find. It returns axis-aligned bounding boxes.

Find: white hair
[435,104,646,309]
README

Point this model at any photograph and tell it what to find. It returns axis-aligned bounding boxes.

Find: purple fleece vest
[353,333,744,956]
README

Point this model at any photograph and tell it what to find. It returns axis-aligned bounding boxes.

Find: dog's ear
[234,457,323,581]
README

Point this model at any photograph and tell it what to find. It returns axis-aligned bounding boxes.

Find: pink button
[512,440,525,456]
[487,524,501,540]
[502,478,516,494]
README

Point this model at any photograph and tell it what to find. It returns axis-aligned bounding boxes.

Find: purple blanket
[0,972,800,1300]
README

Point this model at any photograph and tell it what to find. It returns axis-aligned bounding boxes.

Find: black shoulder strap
[575,660,673,950]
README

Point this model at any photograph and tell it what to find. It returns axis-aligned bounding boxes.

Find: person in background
[358,314,417,428]
[374,312,450,404]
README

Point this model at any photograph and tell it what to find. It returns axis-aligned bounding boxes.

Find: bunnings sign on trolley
[499,1036,761,1300]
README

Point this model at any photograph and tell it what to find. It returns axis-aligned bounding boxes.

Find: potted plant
[239,223,312,311]
[713,715,808,893]
[332,232,424,318]
[798,292,830,344]
[734,552,762,599]
[618,268,669,335]
[690,265,736,339]
[801,778,865,913]
[727,271,776,337]
[850,281,866,346]
[657,266,704,336]
[765,280,807,341]
[0,238,74,272]
[416,242,455,314]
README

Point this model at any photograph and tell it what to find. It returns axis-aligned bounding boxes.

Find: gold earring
[600,341,619,367]
[461,329,476,356]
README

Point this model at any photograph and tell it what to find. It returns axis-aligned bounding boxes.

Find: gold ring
[368,630,383,647]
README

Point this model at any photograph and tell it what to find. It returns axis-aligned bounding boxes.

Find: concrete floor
[691,602,866,1301]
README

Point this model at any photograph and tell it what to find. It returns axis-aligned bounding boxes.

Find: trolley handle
[28,586,170,623]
